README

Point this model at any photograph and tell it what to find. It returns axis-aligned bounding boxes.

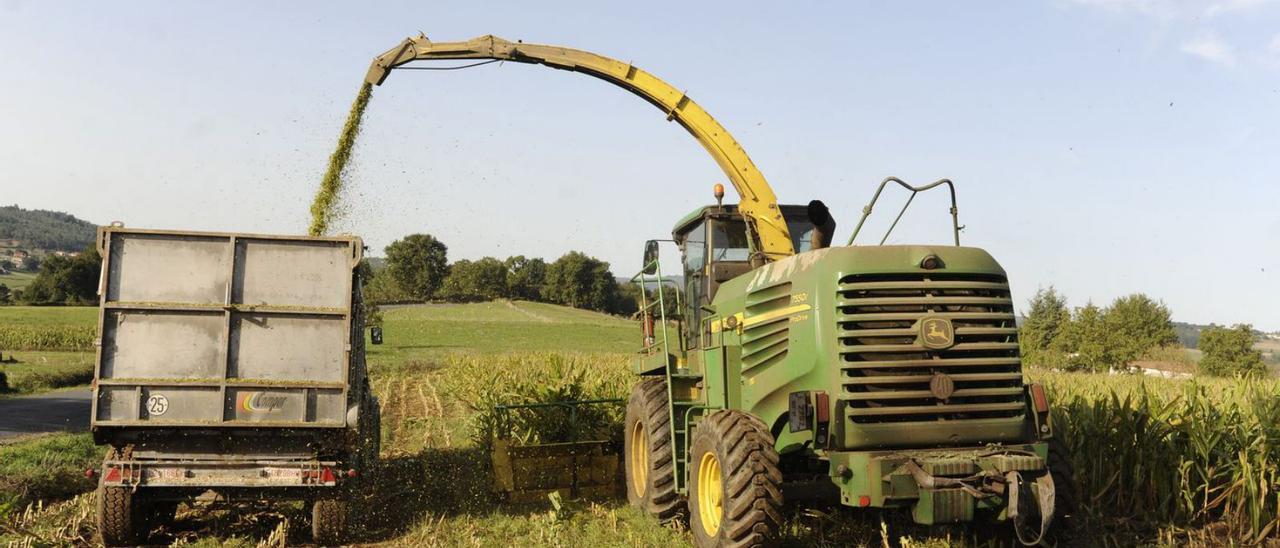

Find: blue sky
[1,1,1277,329]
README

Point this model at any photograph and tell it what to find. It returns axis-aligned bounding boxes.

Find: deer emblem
[921,318,954,349]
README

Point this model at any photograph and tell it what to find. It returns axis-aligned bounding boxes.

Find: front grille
[837,272,1024,424]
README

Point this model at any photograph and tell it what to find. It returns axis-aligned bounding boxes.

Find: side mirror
[370,326,384,345]
[642,240,659,275]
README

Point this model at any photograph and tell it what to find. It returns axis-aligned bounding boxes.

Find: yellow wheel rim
[630,420,648,496]
[697,452,723,537]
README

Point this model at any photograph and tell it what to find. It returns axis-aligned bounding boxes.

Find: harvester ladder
[632,251,703,494]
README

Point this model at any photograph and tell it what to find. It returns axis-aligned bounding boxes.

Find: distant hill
[0,205,96,252]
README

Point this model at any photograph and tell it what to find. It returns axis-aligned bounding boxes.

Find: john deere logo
[920,317,954,349]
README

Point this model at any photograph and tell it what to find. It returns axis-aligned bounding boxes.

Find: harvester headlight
[920,255,944,270]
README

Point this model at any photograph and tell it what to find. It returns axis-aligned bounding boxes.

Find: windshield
[710,220,751,262]
[787,219,815,253]
[682,220,706,274]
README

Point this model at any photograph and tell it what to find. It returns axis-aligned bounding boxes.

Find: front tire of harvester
[97,486,140,547]
[624,377,681,521]
[312,497,349,546]
[687,410,783,548]
[1048,435,1078,536]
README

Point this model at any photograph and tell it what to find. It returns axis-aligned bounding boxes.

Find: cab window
[682,221,707,274]
[787,218,816,253]
[710,220,751,262]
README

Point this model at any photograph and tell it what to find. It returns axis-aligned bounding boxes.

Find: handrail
[846,177,962,246]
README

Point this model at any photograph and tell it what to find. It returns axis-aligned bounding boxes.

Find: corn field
[1035,370,1280,543]
[0,324,94,352]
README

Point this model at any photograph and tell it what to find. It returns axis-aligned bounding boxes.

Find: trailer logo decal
[920,318,955,349]
[239,392,288,412]
[146,394,169,416]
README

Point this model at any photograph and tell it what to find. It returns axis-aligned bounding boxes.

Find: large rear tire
[312,497,349,546]
[97,486,140,547]
[624,377,681,521]
[687,410,783,548]
[1047,435,1078,533]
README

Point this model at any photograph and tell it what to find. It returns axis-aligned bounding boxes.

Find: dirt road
[0,388,91,440]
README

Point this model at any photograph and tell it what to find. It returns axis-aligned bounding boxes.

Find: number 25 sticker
[146,394,169,416]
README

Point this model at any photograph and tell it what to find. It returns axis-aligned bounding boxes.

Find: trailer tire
[97,486,140,547]
[312,497,349,546]
[687,410,783,548]
[624,377,681,521]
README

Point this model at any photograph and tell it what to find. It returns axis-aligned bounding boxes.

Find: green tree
[504,255,547,301]
[439,257,509,301]
[22,247,100,305]
[543,251,620,312]
[1104,293,1179,363]
[1019,286,1070,366]
[1198,324,1265,377]
[0,283,10,305]
[1055,303,1117,372]
[362,267,411,304]
[384,234,449,300]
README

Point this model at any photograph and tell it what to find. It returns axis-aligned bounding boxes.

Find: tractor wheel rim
[630,420,648,496]
[697,451,723,537]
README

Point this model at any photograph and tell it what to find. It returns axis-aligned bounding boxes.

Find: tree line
[0,205,97,251]
[0,233,643,317]
[361,233,641,315]
[1019,287,1266,377]
[0,246,100,305]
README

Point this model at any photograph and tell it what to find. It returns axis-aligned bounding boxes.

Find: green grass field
[370,301,635,366]
[0,271,36,291]
[2,301,1275,546]
[0,433,98,518]
[0,351,94,395]
[0,307,96,394]
[0,306,97,326]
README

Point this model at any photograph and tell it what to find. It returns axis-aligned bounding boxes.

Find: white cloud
[1270,33,1280,54]
[1180,33,1238,65]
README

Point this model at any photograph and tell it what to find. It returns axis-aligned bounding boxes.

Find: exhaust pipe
[807,200,837,249]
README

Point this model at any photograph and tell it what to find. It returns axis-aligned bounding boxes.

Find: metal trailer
[89,227,381,546]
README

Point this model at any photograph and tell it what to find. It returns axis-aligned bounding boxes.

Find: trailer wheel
[687,410,783,548]
[97,486,141,547]
[624,377,681,520]
[312,497,349,546]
